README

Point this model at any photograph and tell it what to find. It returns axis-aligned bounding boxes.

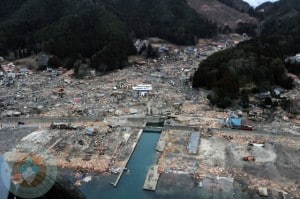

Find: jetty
[112,129,143,187]
[143,165,160,191]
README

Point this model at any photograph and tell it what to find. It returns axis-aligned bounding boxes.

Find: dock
[112,129,143,187]
[156,130,166,152]
[143,165,160,191]
[143,126,163,132]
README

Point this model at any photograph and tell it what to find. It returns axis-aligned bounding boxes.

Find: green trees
[193,0,300,108]
[192,48,233,89]
[193,39,295,108]
[90,41,128,72]
[236,22,257,36]
[0,0,25,21]
[114,0,217,45]
[264,97,272,107]
[0,0,135,71]
[269,58,286,83]
[0,0,217,71]
[259,0,300,56]
[240,90,249,108]
[210,68,239,108]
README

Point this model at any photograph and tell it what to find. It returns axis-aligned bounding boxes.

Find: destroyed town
[0,0,300,199]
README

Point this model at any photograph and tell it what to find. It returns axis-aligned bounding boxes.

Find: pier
[112,122,163,188]
[112,129,143,187]
[143,126,163,132]
[143,165,160,191]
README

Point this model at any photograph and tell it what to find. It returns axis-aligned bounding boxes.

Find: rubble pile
[0,35,249,120]
[1,33,299,197]
[157,129,201,175]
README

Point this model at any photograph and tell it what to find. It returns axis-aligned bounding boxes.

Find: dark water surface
[80,131,160,199]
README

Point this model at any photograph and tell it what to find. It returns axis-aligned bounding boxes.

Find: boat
[82,176,92,183]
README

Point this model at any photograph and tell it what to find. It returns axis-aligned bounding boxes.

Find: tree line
[0,0,217,72]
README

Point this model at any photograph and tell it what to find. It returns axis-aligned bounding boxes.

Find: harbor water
[80,130,160,199]
[79,126,247,199]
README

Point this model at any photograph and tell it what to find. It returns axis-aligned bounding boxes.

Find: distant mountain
[258,0,300,55]
[217,0,254,13]
[187,0,257,31]
[245,0,279,8]
[105,0,217,45]
[192,0,299,108]
[0,0,25,20]
[0,0,217,72]
[255,1,275,13]
[0,0,136,72]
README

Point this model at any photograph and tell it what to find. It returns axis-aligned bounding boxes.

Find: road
[0,127,37,153]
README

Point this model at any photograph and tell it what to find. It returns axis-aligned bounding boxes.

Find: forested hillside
[0,0,217,72]
[0,0,135,71]
[216,0,254,14]
[258,0,300,56]
[111,0,217,45]
[192,0,300,108]
[186,0,257,33]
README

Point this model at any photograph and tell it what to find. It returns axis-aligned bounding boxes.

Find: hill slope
[217,0,253,13]
[258,0,300,55]
[187,0,257,30]
[104,0,217,45]
[0,0,135,72]
[192,0,299,108]
[0,0,218,71]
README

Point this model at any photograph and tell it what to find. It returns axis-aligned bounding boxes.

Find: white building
[7,71,16,78]
[132,84,152,96]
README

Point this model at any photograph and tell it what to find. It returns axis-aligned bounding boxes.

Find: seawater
[79,130,250,199]
[80,131,160,199]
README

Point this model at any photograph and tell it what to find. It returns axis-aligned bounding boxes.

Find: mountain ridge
[186,0,257,31]
[192,0,300,108]
[0,0,217,71]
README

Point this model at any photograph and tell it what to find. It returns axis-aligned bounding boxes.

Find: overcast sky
[243,0,279,7]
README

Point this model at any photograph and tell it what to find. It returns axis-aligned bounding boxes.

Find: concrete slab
[143,165,160,191]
